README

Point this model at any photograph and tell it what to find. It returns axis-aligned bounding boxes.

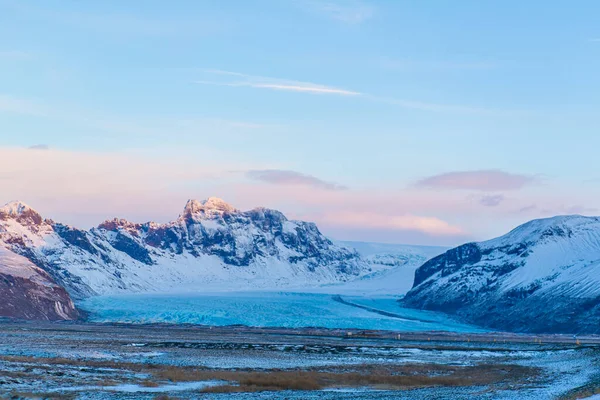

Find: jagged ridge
[0,198,369,298]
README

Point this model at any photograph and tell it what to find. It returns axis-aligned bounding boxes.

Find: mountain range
[0,198,372,305]
[3,198,600,334]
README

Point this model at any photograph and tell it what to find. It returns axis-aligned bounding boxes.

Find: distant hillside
[317,241,447,295]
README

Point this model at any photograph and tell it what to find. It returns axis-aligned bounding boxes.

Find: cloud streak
[246,169,347,191]
[27,144,50,150]
[195,70,359,96]
[416,170,536,191]
[195,69,512,114]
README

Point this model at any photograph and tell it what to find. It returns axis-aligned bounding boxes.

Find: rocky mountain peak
[97,218,143,236]
[1,200,35,216]
[0,198,369,300]
[0,200,43,226]
[181,197,237,220]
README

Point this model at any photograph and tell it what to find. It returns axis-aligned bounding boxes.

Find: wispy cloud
[518,205,537,214]
[27,144,50,150]
[319,211,464,236]
[479,194,505,207]
[303,1,375,24]
[416,170,536,191]
[195,70,359,96]
[247,169,347,191]
[195,69,511,114]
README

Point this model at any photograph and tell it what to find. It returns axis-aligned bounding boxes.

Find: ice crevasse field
[79,292,483,333]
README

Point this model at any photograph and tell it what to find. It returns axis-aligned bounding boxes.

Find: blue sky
[1,0,599,245]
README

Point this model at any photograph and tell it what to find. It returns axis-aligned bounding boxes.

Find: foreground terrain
[0,322,599,399]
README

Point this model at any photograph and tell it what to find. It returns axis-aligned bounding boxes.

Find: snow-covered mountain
[340,241,446,269]
[0,199,368,298]
[0,247,78,320]
[316,241,447,295]
[402,215,600,333]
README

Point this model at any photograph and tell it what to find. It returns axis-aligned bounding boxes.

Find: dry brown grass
[140,380,160,387]
[200,364,537,393]
[238,371,322,391]
[0,355,539,394]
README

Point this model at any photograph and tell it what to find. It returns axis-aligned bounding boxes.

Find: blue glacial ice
[79,292,483,332]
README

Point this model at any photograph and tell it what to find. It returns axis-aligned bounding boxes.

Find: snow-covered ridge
[0,199,370,298]
[403,214,600,333]
[0,200,35,217]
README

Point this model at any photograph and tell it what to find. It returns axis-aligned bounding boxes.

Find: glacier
[80,292,482,332]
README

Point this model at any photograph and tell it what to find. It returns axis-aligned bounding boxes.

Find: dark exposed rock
[413,243,481,287]
[0,248,79,321]
[53,223,98,255]
[103,231,154,265]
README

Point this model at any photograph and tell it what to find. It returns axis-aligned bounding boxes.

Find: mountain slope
[0,247,78,320]
[0,199,368,298]
[316,241,447,295]
[402,215,600,333]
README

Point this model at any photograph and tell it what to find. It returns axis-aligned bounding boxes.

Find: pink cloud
[479,194,505,207]
[317,211,464,236]
[246,169,347,191]
[3,147,593,245]
[416,170,536,191]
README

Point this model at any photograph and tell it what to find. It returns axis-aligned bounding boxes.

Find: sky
[1,0,599,246]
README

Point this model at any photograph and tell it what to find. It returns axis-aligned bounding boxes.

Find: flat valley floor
[1,322,600,399]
